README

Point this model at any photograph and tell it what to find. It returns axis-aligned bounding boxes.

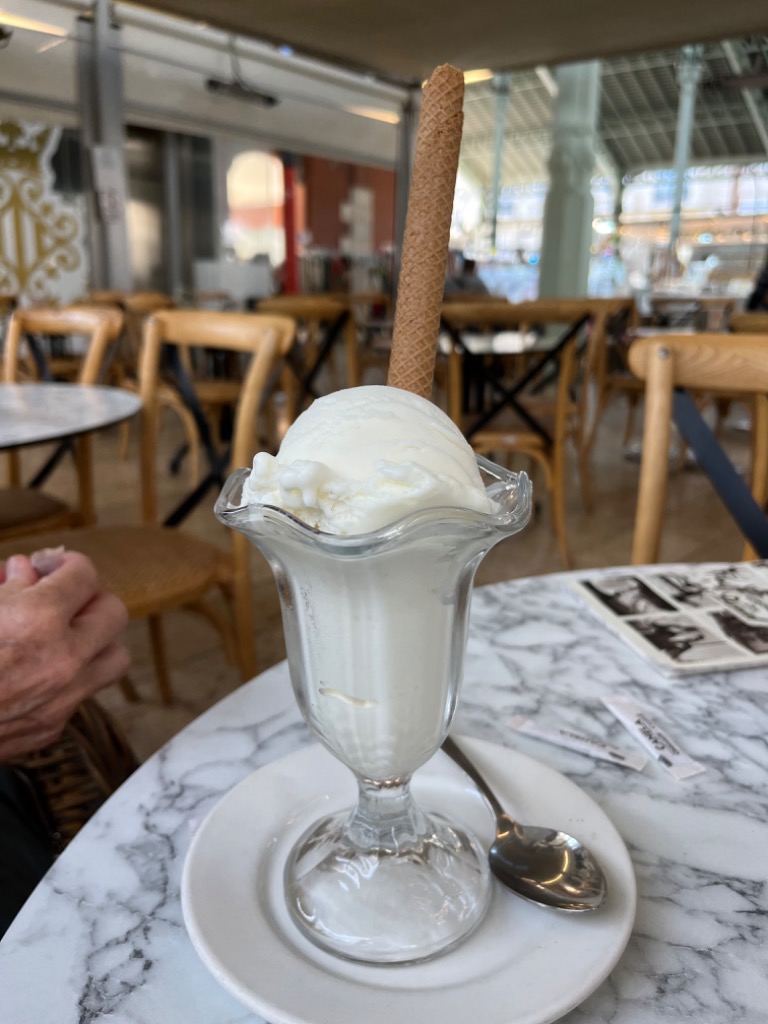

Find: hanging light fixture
[206,36,280,108]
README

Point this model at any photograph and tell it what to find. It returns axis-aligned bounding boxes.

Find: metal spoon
[442,734,607,912]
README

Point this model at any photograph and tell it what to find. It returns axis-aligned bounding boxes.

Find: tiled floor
[14,389,751,762]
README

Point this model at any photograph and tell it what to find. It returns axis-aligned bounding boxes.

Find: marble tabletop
[1,566,766,1023]
[0,383,142,450]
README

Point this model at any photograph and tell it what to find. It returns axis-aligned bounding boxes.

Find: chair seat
[0,487,72,532]
[0,525,232,618]
[472,427,546,452]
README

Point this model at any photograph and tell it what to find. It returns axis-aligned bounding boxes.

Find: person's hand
[0,550,130,761]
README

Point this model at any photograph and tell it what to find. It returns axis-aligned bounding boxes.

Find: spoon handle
[441,734,507,820]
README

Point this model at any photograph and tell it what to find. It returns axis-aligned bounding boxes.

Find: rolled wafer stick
[388,64,464,398]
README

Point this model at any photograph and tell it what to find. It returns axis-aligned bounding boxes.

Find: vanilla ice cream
[243,384,496,534]
[230,384,521,780]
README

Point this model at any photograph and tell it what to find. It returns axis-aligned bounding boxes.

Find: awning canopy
[128,0,765,85]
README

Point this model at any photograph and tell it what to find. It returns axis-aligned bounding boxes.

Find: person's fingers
[0,724,67,761]
[0,641,130,748]
[33,550,101,619]
[30,546,66,576]
[3,555,39,589]
[72,591,129,660]
[0,548,67,590]
[0,706,68,742]
[78,640,132,695]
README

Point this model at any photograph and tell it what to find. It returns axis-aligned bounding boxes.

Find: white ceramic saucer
[182,736,636,1024]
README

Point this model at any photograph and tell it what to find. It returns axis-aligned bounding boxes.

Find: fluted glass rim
[215,455,532,554]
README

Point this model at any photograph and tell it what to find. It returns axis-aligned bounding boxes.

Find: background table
[1,566,766,1022]
[0,383,142,450]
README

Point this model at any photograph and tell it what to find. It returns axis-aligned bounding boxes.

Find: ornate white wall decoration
[0,119,88,305]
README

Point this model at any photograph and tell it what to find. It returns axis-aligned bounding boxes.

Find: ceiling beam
[721,40,768,157]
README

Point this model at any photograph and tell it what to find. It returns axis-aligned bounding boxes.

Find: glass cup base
[284,808,492,965]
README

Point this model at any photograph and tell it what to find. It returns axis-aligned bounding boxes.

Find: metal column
[538,61,601,298]
[489,73,511,253]
[76,0,132,291]
[667,46,704,260]
[162,132,183,299]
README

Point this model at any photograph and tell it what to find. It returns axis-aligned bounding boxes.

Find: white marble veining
[2,567,767,1023]
[0,383,141,450]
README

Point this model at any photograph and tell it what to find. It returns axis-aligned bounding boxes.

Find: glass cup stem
[344,775,429,853]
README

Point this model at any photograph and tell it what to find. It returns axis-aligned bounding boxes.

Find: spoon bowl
[442,735,607,912]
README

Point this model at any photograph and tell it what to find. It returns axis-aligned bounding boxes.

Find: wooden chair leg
[714,397,732,439]
[119,419,131,461]
[550,446,571,570]
[575,434,594,513]
[584,387,609,455]
[223,576,257,681]
[571,407,594,514]
[184,598,238,665]
[148,615,174,706]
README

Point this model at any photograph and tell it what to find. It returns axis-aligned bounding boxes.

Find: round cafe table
[1,567,766,1023]
[0,382,142,450]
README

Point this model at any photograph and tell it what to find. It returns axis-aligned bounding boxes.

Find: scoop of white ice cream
[243,385,496,534]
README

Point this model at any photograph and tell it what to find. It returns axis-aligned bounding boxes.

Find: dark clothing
[746,266,768,311]
[0,766,55,938]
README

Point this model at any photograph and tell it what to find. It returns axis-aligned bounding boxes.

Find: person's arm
[0,552,130,761]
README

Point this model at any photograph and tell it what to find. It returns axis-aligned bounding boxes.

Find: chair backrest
[86,289,128,306]
[122,291,176,316]
[442,292,510,306]
[258,294,359,387]
[443,298,592,425]
[445,315,581,445]
[3,306,125,511]
[730,311,768,335]
[3,305,124,384]
[258,294,344,319]
[442,297,607,329]
[628,333,768,564]
[120,292,176,366]
[139,310,295,524]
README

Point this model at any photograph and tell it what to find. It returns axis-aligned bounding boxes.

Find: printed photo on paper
[571,562,768,676]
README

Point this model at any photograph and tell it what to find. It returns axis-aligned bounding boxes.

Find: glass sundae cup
[215,455,531,964]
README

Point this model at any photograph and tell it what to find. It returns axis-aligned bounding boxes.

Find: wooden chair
[628,334,768,565]
[10,697,139,850]
[442,298,598,492]
[0,310,296,705]
[730,311,768,335]
[169,313,299,464]
[258,294,360,401]
[572,297,640,449]
[1,306,124,541]
[444,305,588,569]
[679,309,768,439]
[109,291,206,481]
[697,310,768,435]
